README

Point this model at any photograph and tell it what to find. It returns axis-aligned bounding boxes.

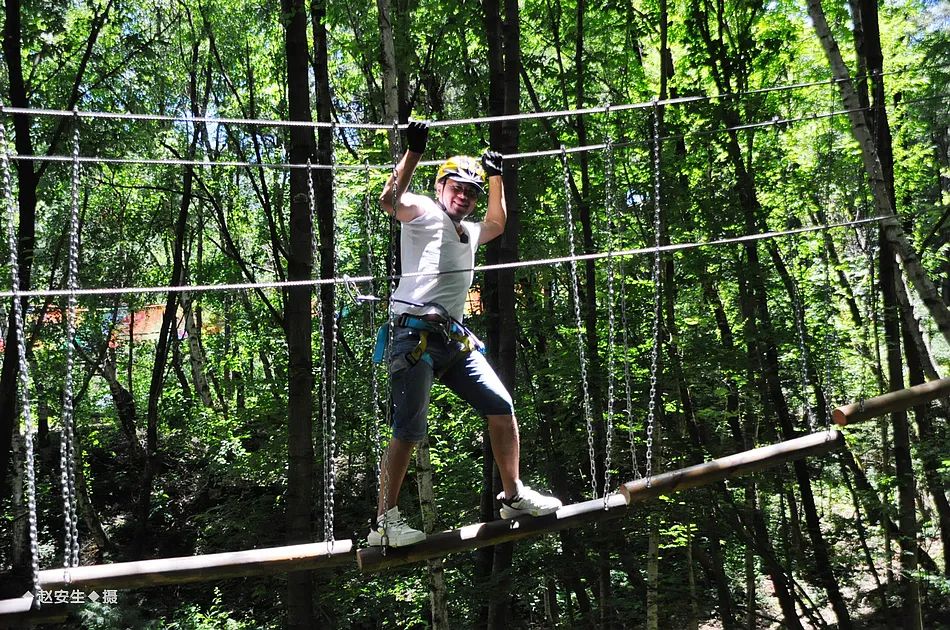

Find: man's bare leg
[376,437,417,517]
[487,413,520,498]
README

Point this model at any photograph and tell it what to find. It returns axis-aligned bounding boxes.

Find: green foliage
[1,0,948,627]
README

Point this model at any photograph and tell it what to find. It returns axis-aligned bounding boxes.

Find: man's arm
[379,120,429,223]
[479,150,506,244]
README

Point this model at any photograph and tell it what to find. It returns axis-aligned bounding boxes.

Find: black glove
[405,120,429,154]
[481,150,503,177]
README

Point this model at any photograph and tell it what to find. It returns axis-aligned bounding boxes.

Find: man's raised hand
[482,150,503,177]
[406,120,429,154]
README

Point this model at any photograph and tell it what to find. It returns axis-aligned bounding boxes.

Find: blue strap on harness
[372,316,485,367]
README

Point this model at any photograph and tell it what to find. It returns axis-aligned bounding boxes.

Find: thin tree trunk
[745,520,755,630]
[544,576,561,626]
[646,516,659,630]
[135,37,207,554]
[840,461,885,607]
[375,0,399,140]
[692,532,736,630]
[895,270,944,381]
[899,289,950,576]
[743,495,805,630]
[281,0,316,626]
[840,444,939,573]
[311,0,337,552]
[10,428,29,584]
[0,0,40,501]
[180,291,213,407]
[416,437,448,630]
[101,351,140,456]
[879,232,924,629]
[74,447,112,559]
[170,327,193,407]
[735,158,853,630]
[686,524,699,630]
[483,0,521,626]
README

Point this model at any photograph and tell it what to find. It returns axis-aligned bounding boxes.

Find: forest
[0,0,948,627]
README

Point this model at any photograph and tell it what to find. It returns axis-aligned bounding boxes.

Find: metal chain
[620,258,640,479]
[860,224,876,403]
[380,120,402,548]
[560,146,597,498]
[645,103,663,485]
[1,107,42,601]
[61,113,81,566]
[603,135,617,506]
[306,159,331,545]
[364,161,383,514]
[326,131,339,544]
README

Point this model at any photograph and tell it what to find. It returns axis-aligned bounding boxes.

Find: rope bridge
[4,373,949,621]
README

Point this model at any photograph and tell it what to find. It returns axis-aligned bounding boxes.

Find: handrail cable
[0,215,887,300]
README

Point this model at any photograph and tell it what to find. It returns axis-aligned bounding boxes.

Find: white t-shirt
[392,204,482,322]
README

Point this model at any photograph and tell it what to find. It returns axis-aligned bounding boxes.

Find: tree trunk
[898,289,950,576]
[879,232,924,629]
[483,0,522,626]
[806,0,950,346]
[74,446,112,560]
[686,524,698,630]
[0,0,40,502]
[416,437,449,630]
[840,444,939,573]
[376,0,399,141]
[730,141,853,630]
[179,291,213,407]
[281,0,316,626]
[10,427,29,586]
[745,523,755,630]
[135,34,207,555]
[895,270,944,382]
[742,495,805,630]
[544,576,561,626]
[840,461,885,605]
[711,109,852,628]
[646,517,659,630]
[692,530,736,630]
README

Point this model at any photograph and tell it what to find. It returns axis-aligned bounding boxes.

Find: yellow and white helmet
[436,155,485,194]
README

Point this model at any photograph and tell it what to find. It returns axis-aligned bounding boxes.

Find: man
[368,120,562,547]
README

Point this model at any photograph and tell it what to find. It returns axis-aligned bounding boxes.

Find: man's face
[437,178,480,221]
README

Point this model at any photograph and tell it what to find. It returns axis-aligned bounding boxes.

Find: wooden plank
[0,597,69,625]
[621,430,844,501]
[831,377,950,425]
[35,539,354,590]
[359,430,843,573]
[357,493,631,573]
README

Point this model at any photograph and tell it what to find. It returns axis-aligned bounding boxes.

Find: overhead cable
[0,215,887,300]
[7,95,946,171]
[0,64,942,131]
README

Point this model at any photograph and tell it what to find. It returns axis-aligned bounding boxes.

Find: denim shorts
[387,325,514,442]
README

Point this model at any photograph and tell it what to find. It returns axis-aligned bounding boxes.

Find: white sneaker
[497,483,563,519]
[366,507,426,547]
